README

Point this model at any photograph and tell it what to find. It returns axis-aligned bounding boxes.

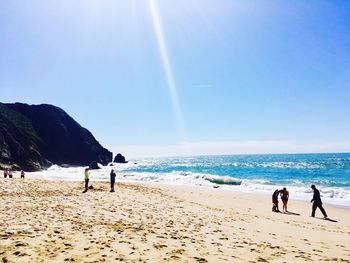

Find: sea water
[36,153,350,207]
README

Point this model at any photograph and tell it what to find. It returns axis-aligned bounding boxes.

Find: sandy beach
[0,177,349,263]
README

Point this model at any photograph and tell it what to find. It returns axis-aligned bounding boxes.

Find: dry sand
[0,177,349,263]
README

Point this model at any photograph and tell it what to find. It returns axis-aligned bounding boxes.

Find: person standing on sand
[21,170,25,179]
[280,187,289,212]
[272,189,280,212]
[310,185,328,219]
[3,169,8,178]
[110,169,116,192]
[83,168,89,193]
[8,169,13,178]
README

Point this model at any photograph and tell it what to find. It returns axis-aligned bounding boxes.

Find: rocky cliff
[0,103,112,171]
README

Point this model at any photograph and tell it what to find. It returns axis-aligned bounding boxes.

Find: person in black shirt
[272,189,280,212]
[311,185,328,218]
[110,169,116,192]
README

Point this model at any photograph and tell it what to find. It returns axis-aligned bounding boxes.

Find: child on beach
[21,170,25,179]
[83,168,89,193]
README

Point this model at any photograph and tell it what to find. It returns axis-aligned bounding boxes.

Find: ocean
[35,153,350,207]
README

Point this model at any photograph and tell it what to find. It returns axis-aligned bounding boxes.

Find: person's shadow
[324,217,338,223]
[314,216,338,223]
[283,211,300,216]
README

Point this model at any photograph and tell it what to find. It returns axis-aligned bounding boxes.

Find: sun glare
[149,0,186,141]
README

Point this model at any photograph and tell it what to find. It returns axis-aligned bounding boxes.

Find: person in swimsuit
[272,189,280,212]
[280,187,289,212]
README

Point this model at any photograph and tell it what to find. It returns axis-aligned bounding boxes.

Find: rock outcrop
[114,153,127,163]
[89,161,100,170]
[0,103,112,171]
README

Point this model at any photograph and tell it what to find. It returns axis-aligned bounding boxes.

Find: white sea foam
[239,181,350,207]
[222,162,324,169]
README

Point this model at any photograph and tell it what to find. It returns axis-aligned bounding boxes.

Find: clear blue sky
[1,0,350,157]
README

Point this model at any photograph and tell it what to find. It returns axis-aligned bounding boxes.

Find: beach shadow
[324,218,338,223]
[284,211,300,216]
[313,217,338,223]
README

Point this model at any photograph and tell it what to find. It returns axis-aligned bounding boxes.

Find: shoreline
[7,174,350,217]
[15,171,350,209]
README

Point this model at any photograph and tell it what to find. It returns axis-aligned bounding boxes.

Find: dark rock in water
[89,161,100,170]
[114,153,128,163]
[0,102,113,171]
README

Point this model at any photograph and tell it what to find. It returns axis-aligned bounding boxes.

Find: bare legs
[282,199,288,212]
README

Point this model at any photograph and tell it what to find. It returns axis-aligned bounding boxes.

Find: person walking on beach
[20,170,25,179]
[310,185,328,219]
[280,187,289,212]
[110,169,116,192]
[272,189,280,212]
[83,168,90,193]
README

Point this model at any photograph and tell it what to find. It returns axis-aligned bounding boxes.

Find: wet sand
[0,177,349,262]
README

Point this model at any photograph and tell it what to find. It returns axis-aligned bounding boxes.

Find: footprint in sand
[153,244,168,249]
[14,241,28,247]
[193,257,208,262]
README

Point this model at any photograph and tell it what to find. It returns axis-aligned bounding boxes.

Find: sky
[1,0,350,157]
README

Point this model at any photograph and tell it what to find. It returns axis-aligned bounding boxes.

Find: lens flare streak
[149,0,186,140]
